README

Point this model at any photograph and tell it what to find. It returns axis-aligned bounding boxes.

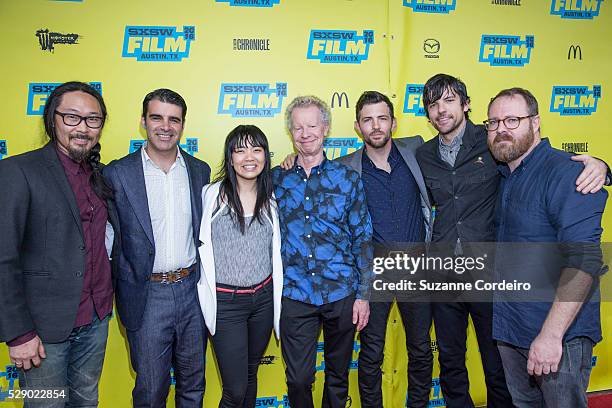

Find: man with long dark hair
[0,81,118,405]
[416,74,609,408]
[104,89,210,407]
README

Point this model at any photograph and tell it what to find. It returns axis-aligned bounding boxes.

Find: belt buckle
[158,269,182,284]
[171,268,184,284]
[158,272,171,284]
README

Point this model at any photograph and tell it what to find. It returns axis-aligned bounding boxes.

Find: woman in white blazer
[197,125,283,408]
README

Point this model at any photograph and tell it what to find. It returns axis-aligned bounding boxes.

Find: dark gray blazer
[103,148,210,331]
[0,142,119,343]
[336,136,431,239]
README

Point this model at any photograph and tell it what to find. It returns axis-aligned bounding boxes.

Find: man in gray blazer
[0,81,118,405]
[337,91,432,408]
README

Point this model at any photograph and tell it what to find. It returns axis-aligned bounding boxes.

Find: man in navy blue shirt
[337,91,433,408]
[272,95,373,408]
[487,87,606,408]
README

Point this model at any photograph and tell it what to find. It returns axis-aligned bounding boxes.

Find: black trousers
[280,295,356,408]
[358,301,433,408]
[211,283,274,408]
[433,302,513,408]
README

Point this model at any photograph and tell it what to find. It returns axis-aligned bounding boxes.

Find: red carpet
[589,391,612,408]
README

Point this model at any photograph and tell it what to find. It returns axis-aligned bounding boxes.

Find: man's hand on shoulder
[352,299,370,332]
[280,153,296,171]
[9,335,46,370]
[571,155,608,194]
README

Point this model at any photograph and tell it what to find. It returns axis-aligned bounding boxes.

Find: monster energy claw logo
[35,29,80,52]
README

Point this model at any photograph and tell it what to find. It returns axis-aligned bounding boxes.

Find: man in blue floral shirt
[272,95,373,408]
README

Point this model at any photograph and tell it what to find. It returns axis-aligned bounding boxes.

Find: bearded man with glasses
[488,87,607,408]
[0,81,119,407]
[415,74,609,408]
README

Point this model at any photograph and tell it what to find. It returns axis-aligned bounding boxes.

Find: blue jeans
[497,337,594,408]
[18,313,110,408]
[126,271,207,408]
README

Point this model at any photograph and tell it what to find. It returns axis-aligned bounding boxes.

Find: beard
[364,131,391,148]
[67,134,94,162]
[489,126,535,163]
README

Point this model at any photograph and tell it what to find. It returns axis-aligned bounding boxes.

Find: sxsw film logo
[255,395,289,407]
[122,26,195,62]
[403,0,457,14]
[307,30,374,64]
[429,378,445,407]
[479,34,534,67]
[217,0,281,7]
[406,377,445,407]
[0,365,19,402]
[403,84,426,116]
[27,82,102,115]
[0,140,7,160]
[551,0,603,19]
[218,83,287,117]
[550,85,601,116]
[129,138,199,155]
[316,341,360,371]
[36,28,79,52]
[324,138,364,159]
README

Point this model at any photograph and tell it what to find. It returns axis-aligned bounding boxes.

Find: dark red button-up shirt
[8,148,113,346]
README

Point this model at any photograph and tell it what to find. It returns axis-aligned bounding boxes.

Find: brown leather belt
[150,265,194,284]
[216,275,272,294]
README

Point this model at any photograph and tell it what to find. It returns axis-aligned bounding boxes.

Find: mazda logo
[423,38,440,54]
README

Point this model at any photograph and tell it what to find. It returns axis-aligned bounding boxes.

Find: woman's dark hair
[215,125,273,234]
[43,81,113,200]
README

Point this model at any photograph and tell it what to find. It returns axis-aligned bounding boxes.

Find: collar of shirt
[362,139,401,171]
[291,151,329,175]
[438,123,466,152]
[55,144,89,176]
[140,142,186,172]
[498,138,550,178]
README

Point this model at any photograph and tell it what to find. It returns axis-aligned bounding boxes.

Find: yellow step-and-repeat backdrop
[0,1,610,406]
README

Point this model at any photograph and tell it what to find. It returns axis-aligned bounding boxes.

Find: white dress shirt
[141,145,196,273]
